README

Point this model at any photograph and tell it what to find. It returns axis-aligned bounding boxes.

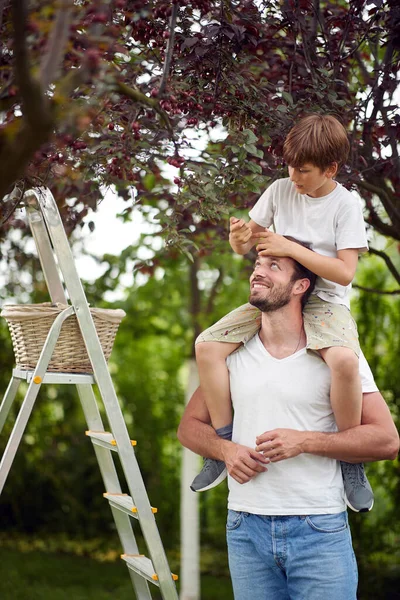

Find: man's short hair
[284,236,317,307]
[283,114,350,171]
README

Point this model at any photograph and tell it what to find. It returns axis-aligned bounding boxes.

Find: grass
[0,547,233,600]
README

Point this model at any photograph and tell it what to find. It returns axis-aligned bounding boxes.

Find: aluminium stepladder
[0,187,179,600]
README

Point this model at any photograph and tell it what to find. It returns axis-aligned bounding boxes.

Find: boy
[192,114,375,513]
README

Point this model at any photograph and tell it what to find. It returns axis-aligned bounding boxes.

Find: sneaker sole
[190,468,227,493]
[345,497,374,513]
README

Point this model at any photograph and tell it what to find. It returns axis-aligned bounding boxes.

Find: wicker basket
[1,303,126,374]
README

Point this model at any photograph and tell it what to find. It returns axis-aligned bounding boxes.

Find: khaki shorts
[196,296,360,357]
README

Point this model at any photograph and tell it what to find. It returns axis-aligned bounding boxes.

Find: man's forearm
[177,409,227,460]
[302,424,398,463]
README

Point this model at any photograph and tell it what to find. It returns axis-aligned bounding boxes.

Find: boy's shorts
[195,295,360,357]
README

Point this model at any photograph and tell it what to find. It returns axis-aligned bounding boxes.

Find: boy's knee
[195,340,239,364]
[321,346,359,378]
[195,341,220,363]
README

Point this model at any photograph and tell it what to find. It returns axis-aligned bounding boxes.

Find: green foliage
[350,245,400,594]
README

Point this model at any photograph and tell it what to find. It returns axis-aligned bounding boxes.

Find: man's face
[249,255,297,312]
[288,163,335,198]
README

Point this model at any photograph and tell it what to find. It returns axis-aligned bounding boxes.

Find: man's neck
[258,305,306,359]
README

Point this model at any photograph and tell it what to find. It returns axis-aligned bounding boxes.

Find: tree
[0,0,399,283]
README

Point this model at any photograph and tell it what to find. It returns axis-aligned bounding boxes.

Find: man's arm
[256,392,399,463]
[177,387,269,484]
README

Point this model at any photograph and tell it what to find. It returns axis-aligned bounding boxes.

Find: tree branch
[368,246,400,286]
[0,181,25,228]
[114,79,174,137]
[40,0,73,90]
[214,1,225,99]
[12,0,49,126]
[358,179,400,228]
[158,3,178,96]
[0,0,7,29]
[353,284,400,295]
[0,0,54,200]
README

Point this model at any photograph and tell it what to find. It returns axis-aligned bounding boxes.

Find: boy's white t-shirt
[249,177,368,309]
[227,335,346,515]
[249,177,377,392]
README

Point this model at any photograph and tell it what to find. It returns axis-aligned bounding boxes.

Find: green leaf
[243,129,258,144]
[281,91,293,105]
[182,248,194,262]
[244,144,263,158]
[143,173,156,191]
[247,162,262,174]
[238,148,247,161]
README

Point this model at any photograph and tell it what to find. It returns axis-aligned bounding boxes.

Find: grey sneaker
[341,462,374,512]
[190,458,227,492]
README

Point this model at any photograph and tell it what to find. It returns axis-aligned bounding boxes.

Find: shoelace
[342,463,367,486]
[202,458,222,471]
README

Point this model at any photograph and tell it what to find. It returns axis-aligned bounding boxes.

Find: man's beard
[249,280,294,312]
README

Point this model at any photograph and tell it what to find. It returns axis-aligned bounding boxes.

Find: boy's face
[288,163,337,198]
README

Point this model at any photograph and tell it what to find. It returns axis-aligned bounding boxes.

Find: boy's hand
[256,230,294,257]
[229,216,253,248]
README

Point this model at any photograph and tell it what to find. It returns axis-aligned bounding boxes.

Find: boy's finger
[231,220,246,231]
[230,216,241,224]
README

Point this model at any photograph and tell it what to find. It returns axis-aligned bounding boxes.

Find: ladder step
[121,554,178,586]
[103,492,157,517]
[85,430,137,452]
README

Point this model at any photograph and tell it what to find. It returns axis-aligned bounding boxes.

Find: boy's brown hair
[283,114,350,171]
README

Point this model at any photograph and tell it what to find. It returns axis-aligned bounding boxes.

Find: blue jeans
[226,510,358,600]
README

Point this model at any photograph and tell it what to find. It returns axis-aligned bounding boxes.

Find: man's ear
[293,278,311,297]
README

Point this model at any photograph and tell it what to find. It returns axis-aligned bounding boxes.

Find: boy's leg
[190,341,238,492]
[195,341,238,430]
[319,347,373,512]
[191,303,261,492]
[303,299,374,512]
[319,346,362,431]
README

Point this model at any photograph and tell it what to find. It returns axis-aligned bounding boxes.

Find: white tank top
[227,335,346,515]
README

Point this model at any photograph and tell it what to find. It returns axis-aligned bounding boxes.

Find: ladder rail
[0,377,21,435]
[24,190,67,304]
[0,306,75,494]
[34,187,178,599]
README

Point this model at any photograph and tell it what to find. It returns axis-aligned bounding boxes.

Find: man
[178,252,399,600]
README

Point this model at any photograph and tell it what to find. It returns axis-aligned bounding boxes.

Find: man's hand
[255,429,307,462]
[222,441,269,484]
[229,217,253,250]
[255,231,295,257]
